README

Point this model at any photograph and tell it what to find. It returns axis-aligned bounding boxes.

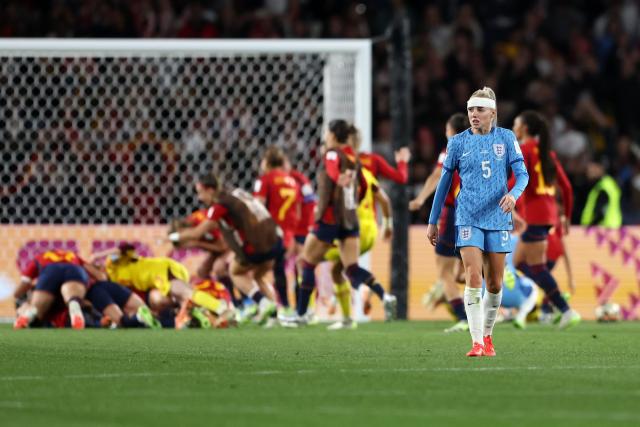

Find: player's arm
[426,141,458,246]
[372,150,410,184]
[409,165,442,210]
[83,262,108,282]
[169,219,219,244]
[374,185,393,241]
[500,135,529,213]
[188,239,228,254]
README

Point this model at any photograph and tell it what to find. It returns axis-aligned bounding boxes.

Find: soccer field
[2,322,639,427]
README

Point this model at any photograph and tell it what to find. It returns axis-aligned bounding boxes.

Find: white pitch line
[250,365,640,375]
[2,365,638,382]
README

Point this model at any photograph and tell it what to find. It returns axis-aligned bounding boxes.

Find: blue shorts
[245,238,285,265]
[294,235,307,245]
[456,226,513,253]
[86,281,133,312]
[312,221,359,244]
[435,205,456,257]
[35,264,89,294]
[521,225,552,242]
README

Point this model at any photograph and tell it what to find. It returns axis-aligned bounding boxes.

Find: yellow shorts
[324,219,378,262]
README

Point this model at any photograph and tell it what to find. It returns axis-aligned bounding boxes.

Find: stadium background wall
[1,225,639,321]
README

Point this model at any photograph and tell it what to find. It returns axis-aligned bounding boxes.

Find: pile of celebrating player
[13,120,411,330]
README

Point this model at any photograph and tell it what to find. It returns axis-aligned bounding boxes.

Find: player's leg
[16,264,71,328]
[459,230,485,356]
[253,260,279,324]
[229,259,273,306]
[212,252,240,308]
[86,281,124,327]
[339,233,396,321]
[482,250,507,357]
[196,251,217,279]
[272,243,290,309]
[514,277,538,329]
[327,260,356,330]
[440,255,468,333]
[169,278,210,329]
[297,231,332,319]
[515,227,579,328]
[148,289,172,312]
[59,264,89,330]
[15,290,54,329]
[105,280,160,328]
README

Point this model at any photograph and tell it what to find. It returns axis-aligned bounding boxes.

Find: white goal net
[0,39,371,316]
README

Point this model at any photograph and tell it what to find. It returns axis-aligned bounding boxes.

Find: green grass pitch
[1,321,639,427]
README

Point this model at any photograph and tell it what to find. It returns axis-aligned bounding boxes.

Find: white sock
[483,289,503,337]
[464,287,483,343]
[25,306,37,322]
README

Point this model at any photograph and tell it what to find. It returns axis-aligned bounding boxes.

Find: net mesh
[0,51,359,224]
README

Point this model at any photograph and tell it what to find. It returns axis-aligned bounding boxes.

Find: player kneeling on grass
[86,280,161,329]
[169,172,280,325]
[14,249,103,330]
[104,244,234,329]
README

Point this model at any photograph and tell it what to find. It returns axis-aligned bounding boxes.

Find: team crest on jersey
[493,143,505,158]
[460,227,472,241]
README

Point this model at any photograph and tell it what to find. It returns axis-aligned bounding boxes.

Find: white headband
[467,97,496,109]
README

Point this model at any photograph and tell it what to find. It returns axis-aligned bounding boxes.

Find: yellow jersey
[105,256,189,296]
[357,168,379,224]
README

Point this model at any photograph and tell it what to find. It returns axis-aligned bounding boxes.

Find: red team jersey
[254,169,300,247]
[322,145,366,225]
[186,208,223,241]
[436,149,461,207]
[518,139,573,225]
[289,169,316,238]
[21,250,84,280]
[358,152,408,184]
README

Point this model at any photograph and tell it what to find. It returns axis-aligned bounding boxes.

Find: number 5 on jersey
[481,160,491,179]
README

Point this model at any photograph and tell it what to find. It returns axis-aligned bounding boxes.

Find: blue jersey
[434,126,528,231]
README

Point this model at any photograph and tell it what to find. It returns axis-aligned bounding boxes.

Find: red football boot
[466,342,484,357]
[483,335,496,357]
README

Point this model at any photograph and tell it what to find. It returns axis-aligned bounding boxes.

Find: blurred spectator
[580,160,623,228]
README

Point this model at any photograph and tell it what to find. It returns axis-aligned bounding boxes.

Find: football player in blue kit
[427,87,529,357]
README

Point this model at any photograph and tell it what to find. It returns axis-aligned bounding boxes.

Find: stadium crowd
[1,0,639,224]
